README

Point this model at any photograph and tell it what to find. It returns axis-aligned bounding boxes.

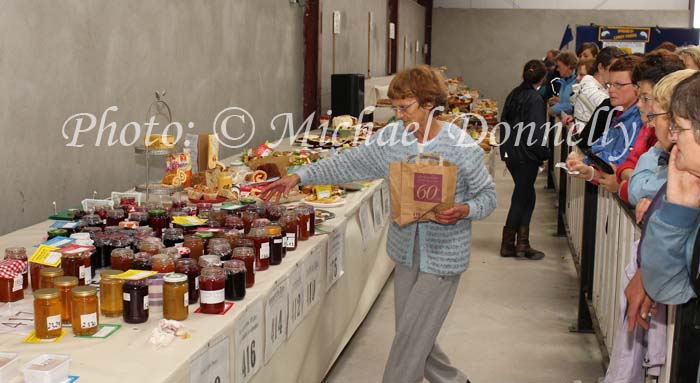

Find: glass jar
[223,260,246,301]
[100,270,124,317]
[249,204,268,219]
[198,255,222,270]
[79,251,92,285]
[123,279,149,324]
[252,218,270,229]
[176,258,200,305]
[39,267,64,289]
[47,228,69,240]
[82,214,104,229]
[210,210,227,227]
[139,237,163,255]
[71,286,99,336]
[81,226,103,237]
[267,205,285,222]
[163,273,189,321]
[249,227,270,271]
[235,238,255,250]
[162,228,184,248]
[183,235,204,261]
[33,288,62,339]
[266,225,284,266]
[197,203,213,219]
[110,248,134,271]
[207,238,232,261]
[232,247,255,288]
[223,230,241,250]
[225,215,245,234]
[194,232,214,250]
[132,252,153,270]
[199,267,225,314]
[295,206,312,241]
[148,209,168,238]
[60,253,82,283]
[29,262,46,291]
[128,211,150,226]
[0,260,24,302]
[241,211,259,234]
[279,212,298,253]
[134,226,154,238]
[147,274,165,315]
[5,247,28,290]
[152,254,175,273]
[106,208,126,227]
[54,276,78,324]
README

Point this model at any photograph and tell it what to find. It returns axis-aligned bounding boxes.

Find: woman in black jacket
[498,59,550,260]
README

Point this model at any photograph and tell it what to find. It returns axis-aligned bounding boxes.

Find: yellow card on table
[23,329,66,343]
[114,270,157,280]
[315,185,332,200]
[172,216,207,226]
[29,245,61,267]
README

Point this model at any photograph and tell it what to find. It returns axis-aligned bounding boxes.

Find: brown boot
[500,226,517,257]
[516,226,545,260]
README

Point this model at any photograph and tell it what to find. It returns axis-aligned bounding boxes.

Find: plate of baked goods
[302,195,346,208]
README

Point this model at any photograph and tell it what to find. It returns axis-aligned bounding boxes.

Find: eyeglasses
[639,95,654,104]
[668,122,693,134]
[646,112,668,122]
[606,82,636,90]
[390,100,417,113]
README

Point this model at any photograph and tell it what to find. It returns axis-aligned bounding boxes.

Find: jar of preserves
[207,238,232,261]
[33,288,62,339]
[225,215,245,234]
[249,227,270,271]
[110,248,134,271]
[252,218,270,229]
[4,247,28,290]
[132,252,153,270]
[223,230,241,250]
[81,214,104,230]
[249,204,268,219]
[162,246,181,261]
[39,267,64,289]
[29,262,46,291]
[241,211,259,234]
[105,235,130,269]
[198,255,222,270]
[194,232,214,249]
[71,286,99,336]
[266,225,284,266]
[128,211,150,226]
[183,235,204,261]
[163,273,189,321]
[199,267,225,314]
[280,212,298,252]
[162,228,184,248]
[134,226,154,238]
[210,210,227,227]
[0,259,25,302]
[100,270,124,317]
[139,237,163,255]
[148,209,168,238]
[123,278,149,324]
[151,254,175,273]
[294,206,312,241]
[176,258,199,305]
[231,247,255,288]
[106,208,126,227]
[223,260,246,301]
[267,205,285,222]
[54,276,78,324]
[60,253,82,283]
[79,251,92,286]
[235,238,255,250]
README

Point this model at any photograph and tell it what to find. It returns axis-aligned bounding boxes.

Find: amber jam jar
[100,269,124,317]
[33,288,62,339]
[54,276,78,325]
[71,286,99,336]
[163,273,189,321]
[39,267,64,289]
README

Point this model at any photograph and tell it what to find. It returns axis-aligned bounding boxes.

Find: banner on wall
[598,26,650,42]
[602,41,645,55]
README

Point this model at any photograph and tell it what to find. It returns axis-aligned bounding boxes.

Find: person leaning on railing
[547,51,578,121]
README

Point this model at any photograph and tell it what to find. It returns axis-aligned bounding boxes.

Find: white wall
[435,0,689,10]
[398,0,427,71]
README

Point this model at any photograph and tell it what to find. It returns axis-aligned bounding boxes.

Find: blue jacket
[551,71,576,116]
[628,146,668,206]
[587,105,642,166]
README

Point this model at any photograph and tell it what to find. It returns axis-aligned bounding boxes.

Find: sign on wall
[598,26,651,42]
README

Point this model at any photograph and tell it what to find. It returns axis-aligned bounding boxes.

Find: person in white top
[567,58,608,128]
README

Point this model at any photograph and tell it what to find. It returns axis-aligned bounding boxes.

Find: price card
[114,270,157,280]
[326,223,346,291]
[235,300,264,383]
[23,329,67,343]
[35,236,75,249]
[381,183,390,222]
[29,245,61,267]
[75,324,121,339]
[303,246,323,312]
[190,336,230,383]
[264,278,289,364]
[287,264,305,335]
[49,221,80,229]
[358,200,375,249]
[372,189,384,229]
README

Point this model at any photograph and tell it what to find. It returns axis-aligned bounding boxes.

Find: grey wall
[0,0,304,235]
[398,0,426,71]
[431,8,691,108]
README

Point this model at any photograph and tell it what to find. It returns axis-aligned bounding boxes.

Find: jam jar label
[84,267,92,285]
[200,289,225,304]
[80,312,98,329]
[12,274,23,292]
[195,277,200,290]
[260,243,270,260]
[46,315,62,331]
[144,295,149,310]
[123,292,131,302]
[287,233,296,249]
[184,292,189,307]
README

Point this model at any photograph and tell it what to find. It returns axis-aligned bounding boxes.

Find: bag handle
[405,153,444,166]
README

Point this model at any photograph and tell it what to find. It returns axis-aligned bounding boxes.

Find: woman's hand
[566,159,595,180]
[260,174,301,202]
[624,270,655,331]
[567,151,584,163]
[635,198,652,224]
[434,204,470,225]
[561,114,574,126]
[598,163,619,193]
[667,146,700,208]
[548,96,559,107]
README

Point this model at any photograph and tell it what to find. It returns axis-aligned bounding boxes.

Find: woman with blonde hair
[677,45,700,70]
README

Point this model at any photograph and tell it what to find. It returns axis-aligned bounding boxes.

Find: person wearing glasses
[262,65,496,383]
[566,55,644,182]
[604,50,684,198]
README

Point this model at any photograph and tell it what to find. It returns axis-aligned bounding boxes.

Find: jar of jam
[207,238,232,261]
[162,228,184,248]
[210,210,227,227]
[147,273,165,314]
[199,267,225,314]
[183,235,204,261]
[235,238,255,250]
[232,247,255,288]
[148,209,168,238]
[162,247,181,261]
[105,234,130,269]
[198,255,222,270]
[176,258,200,305]
[123,279,149,324]
[249,204,268,219]
[223,230,241,250]
[241,211,259,234]
[29,262,46,291]
[100,270,124,317]
[0,259,25,302]
[5,247,28,290]
[33,288,62,339]
[197,203,213,219]
[223,260,246,301]
[152,254,175,273]
[267,205,285,222]
[266,225,284,266]
[54,276,78,324]
[194,232,214,249]
[39,267,64,289]
[249,227,270,271]
[79,250,92,285]
[139,237,163,255]
[163,273,189,321]
[104,226,122,234]
[106,208,126,227]
[60,253,82,283]
[252,218,270,229]
[111,248,134,271]
[132,252,153,270]
[280,212,298,252]
[295,206,312,241]
[47,228,69,240]
[225,215,245,233]
[82,214,104,229]
[71,286,99,336]
[128,211,150,226]
[134,226,154,238]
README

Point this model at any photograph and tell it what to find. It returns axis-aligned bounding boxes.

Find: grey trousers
[382,234,468,383]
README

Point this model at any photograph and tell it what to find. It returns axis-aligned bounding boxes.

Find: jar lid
[48,228,69,235]
[164,273,187,283]
[175,257,196,266]
[40,267,64,277]
[149,209,167,216]
[199,255,222,267]
[163,228,183,235]
[223,259,246,272]
[195,232,214,239]
[72,286,98,297]
[101,269,123,280]
[53,276,79,287]
[266,226,282,236]
[34,288,60,299]
[5,247,27,256]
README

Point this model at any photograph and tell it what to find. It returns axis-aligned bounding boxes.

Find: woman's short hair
[656,41,678,53]
[632,49,685,84]
[608,55,643,74]
[677,45,700,69]
[577,42,600,58]
[555,51,578,70]
[592,46,626,74]
[388,66,448,113]
[577,58,596,76]
[669,71,700,139]
[652,69,697,112]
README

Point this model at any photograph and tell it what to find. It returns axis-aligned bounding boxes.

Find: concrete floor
[325,160,604,383]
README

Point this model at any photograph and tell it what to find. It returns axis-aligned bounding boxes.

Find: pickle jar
[54,276,78,325]
[123,279,149,324]
[39,267,64,289]
[71,286,99,336]
[199,267,225,314]
[163,273,189,321]
[100,270,124,317]
[175,258,200,305]
[4,247,28,290]
[33,288,62,339]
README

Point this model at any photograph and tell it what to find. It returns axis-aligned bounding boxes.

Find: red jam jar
[280,212,298,252]
[249,227,270,271]
[139,237,163,255]
[148,209,168,238]
[241,211,258,234]
[225,215,245,233]
[199,267,225,314]
[111,248,134,271]
[176,258,200,305]
[266,225,284,266]
[132,252,153,270]
[207,238,232,261]
[232,247,255,288]
[0,259,25,302]
[106,208,125,227]
[183,235,204,261]
[5,247,28,290]
[295,206,311,241]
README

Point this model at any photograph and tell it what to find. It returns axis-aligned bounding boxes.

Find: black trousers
[505,160,540,229]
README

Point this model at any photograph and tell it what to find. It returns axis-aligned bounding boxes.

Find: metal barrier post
[573,181,598,332]
[669,299,700,382]
[547,116,556,189]
[557,142,569,236]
